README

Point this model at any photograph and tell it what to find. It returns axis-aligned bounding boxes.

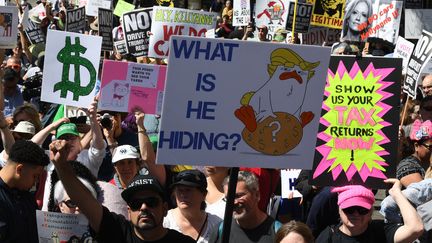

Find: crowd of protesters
[0,0,432,243]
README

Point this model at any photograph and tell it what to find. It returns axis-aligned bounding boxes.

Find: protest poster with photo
[368,1,402,44]
[0,6,18,49]
[255,0,289,39]
[85,0,111,16]
[405,9,432,39]
[394,36,414,75]
[286,1,313,33]
[98,8,114,51]
[36,210,94,242]
[148,7,218,59]
[28,3,46,22]
[312,56,401,189]
[113,0,134,17]
[281,169,302,198]
[25,19,45,44]
[99,60,166,114]
[41,30,102,108]
[403,30,432,98]
[156,36,331,168]
[232,0,250,26]
[114,40,128,55]
[66,6,86,33]
[122,8,152,57]
[310,0,345,29]
[302,26,341,46]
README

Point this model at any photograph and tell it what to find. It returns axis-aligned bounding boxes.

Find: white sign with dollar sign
[41,30,102,108]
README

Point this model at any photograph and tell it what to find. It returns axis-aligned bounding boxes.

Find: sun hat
[12,121,35,135]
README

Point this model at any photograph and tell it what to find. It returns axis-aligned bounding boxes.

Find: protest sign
[367,1,402,44]
[20,7,29,29]
[302,26,340,46]
[255,0,289,39]
[65,105,87,118]
[310,0,345,29]
[25,19,45,44]
[99,60,166,114]
[98,8,114,51]
[0,6,18,49]
[312,56,401,189]
[114,40,128,55]
[0,0,4,6]
[86,0,111,16]
[42,30,102,108]
[394,36,414,75]
[122,8,152,57]
[66,6,86,33]
[156,36,331,168]
[148,7,218,59]
[232,0,250,26]
[281,169,302,198]
[28,3,46,22]
[36,210,94,242]
[113,0,134,17]
[405,9,432,39]
[403,30,432,98]
[286,1,313,33]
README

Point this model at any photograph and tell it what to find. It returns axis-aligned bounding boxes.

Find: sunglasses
[128,197,160,211]
[7,64,21,70]
[422,143,432,150]
[62,199,77,208]
[342,206,370,215]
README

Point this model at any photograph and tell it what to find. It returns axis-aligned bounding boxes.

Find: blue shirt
[3,85,24,117]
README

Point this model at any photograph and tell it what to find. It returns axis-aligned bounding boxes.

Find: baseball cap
[410,119,432,141]
[112,145,140,163]
[171,169,207,191]
[56,122,79,139]
[12,121,36,135]
[121,174,166,203]
[332,185,375,209]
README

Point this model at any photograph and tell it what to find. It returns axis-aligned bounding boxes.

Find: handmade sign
[302,26,341,46]
[255,0,289,39]
[312,56,401,189]
[156,36,331,168]
[113,0,134,17]
[99,60,166,114]
[310,0,345,29]
[66,6,86,33]
[85,0,111,16]
[281,169,302,198]
[368,1,402,44]
[0,6,18,49]
[99,8,114,51]
[25,19,45,44]
[286,1,313,33]
[394,36,414,75]
[403,30,432,98]
[405,9,432,39]
[41,30,102,108]
[148,7,218,58]
[36,210,93,242]
[232,0,250,26]
[122,8,152,57]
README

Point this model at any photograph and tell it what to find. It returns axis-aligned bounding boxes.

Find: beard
[134,211,158,230]
[233,204,247,220]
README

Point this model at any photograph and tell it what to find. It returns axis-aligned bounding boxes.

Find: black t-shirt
[95,206,195,243]
[315,221,400,243]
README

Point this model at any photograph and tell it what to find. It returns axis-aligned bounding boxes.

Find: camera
[22,73,43,102]
[100,113,113,130]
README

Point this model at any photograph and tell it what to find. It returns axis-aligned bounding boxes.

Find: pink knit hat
[332,185,375,209]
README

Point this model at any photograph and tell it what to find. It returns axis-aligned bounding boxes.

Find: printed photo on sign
[405,9,432,39]
[312,56,402,189]
[310,0,345,29]
[255,0,289,40]
[99,60,166,114]
[0,6,18,48]
[41,30,102,108]
[156,36,331,169]
[341,0,373,42]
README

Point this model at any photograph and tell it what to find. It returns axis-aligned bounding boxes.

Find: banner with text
[25,19,45,44]
[99,8,114,51]
[286,1,313,33]
[302,26,341,46]
[66,6,86,33]
[122,8,152,57]
[281,169,302,198]
[114,40,128,55]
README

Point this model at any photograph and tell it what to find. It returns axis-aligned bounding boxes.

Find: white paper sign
[42,30,102,108]
[394,36,414,74]
[86,0,111,16]
[232,0,250,26]
[255,0,290,40]
[28,3,46,21]
[0,0,5,6]
[0,6,18,49]
[281,169,302,198]
[157,36,331,168]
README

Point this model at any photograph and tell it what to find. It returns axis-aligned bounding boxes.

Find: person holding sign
[341,0,372,42]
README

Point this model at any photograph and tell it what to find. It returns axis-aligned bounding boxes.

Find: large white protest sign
[86,0,111,16]
[405,9,432,39]
[0,6,18,49]
[28,3,46,21]
[232,0,250,26]
[255,0,289,39]
[148,6,218,58]
[0,0,5,6]
[394,36,414,75]
[281,169,302,198]
[122,8,152,57]
[156,36,331,168]
[42,30,102,108]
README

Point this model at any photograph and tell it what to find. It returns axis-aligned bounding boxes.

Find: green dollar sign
[54,36,97,101]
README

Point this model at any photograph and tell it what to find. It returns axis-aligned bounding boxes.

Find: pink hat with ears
[410,119,432,141]
[332,185,375,209]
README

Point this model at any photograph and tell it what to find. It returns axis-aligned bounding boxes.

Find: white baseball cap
[12,121,35,135]
[112,145,140,163]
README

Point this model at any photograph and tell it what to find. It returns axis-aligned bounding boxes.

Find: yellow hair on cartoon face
[267,48,320,81]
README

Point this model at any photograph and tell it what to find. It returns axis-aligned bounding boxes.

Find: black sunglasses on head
[342,206,370,215]
[128,197,160,211]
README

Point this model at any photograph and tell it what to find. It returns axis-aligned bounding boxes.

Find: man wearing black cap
[50,139,195,243]
[0,140,50,242]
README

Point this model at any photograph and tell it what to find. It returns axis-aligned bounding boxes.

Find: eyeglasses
[128,197,160,211]
[422,143,432,150]
[62,199,77,208]
[342,206,370,215]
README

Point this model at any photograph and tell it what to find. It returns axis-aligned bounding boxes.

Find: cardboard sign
[302,26,341,46]
[113,0,134,17]
[99,60,166,114]
[25,19,45,44]
[99,8,114,51]
[405,9,432,39]
[66,6,86,33]
[148,7,218,59]
[122,8,152,57]
[232,0,250,26]
[394,36,414,75]
[312,56,401,189]
[281,169,302,198]
[156,36,331,168]
[403,30,432,98]
[255,0,290,40]
[0,6,18,49]
[86,0,111,16]
[286,1,313,33]
[367,1,403,44]
[310,0,345,29]
[114,40,128,55]
[41,30,102,108]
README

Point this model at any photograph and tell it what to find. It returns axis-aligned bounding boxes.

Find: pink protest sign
[99,60,166,114]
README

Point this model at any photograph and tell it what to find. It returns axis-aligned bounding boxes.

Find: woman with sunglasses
[164,170,222,243]
[316,180,423,243]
